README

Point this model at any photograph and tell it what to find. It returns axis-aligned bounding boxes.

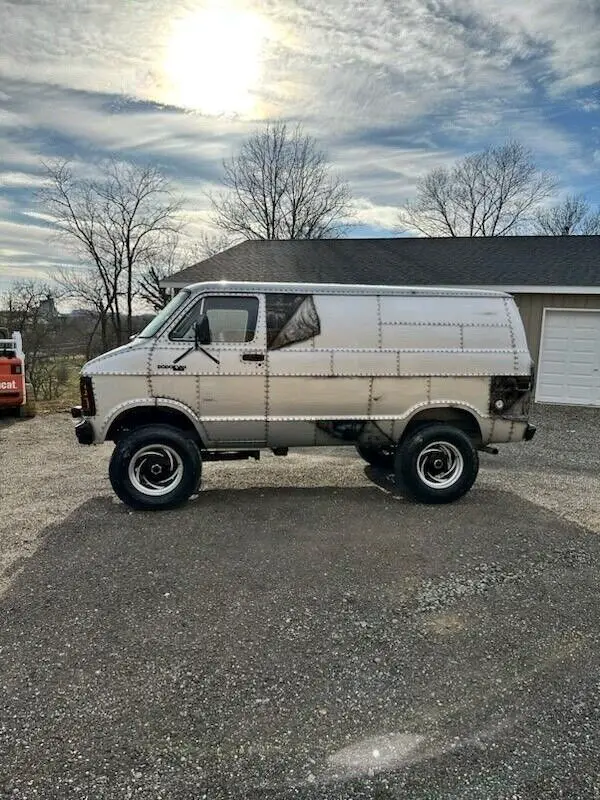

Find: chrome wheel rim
[416,441,464,489]
[128,444,184,496]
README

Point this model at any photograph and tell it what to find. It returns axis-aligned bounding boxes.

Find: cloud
[1,78,259,176]
[0,181,80,295]
[465,0,600,91]
[1,172,48,189]
[2,0,598,125]
[1,0,599,289]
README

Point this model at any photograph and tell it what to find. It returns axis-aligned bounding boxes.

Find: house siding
[513,293,600,364]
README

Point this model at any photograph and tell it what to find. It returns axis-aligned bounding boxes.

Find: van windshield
[137,290,191,338]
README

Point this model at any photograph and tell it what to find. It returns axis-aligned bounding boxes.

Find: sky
[1,0,599,295]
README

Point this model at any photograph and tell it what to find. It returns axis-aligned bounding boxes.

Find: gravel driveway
[2,405,600,590]
[1,406,600,798]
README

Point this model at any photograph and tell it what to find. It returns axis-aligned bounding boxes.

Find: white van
[72,281,536,509]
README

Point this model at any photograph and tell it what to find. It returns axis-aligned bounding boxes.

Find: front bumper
[74,418,95,445]
[524,423,536,441]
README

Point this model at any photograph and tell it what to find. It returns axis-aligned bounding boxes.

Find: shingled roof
[162,236,600,289]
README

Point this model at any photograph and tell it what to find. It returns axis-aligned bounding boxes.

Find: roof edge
[160,280,600,294]
[158,279,510,297]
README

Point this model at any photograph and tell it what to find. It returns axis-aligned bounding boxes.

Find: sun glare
[163,2,270,116]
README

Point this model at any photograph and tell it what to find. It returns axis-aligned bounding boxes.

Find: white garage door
[537,309,600,405]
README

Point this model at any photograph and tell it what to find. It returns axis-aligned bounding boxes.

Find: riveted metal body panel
[382,325,463,349]
[370,378,429,416]
[379,294,506,324]
[462,325,513,350]
[332,351,398,376]
[75,280,534,451]
[267,350,331,376]
[268,377,371,418]
[314,295,379,349]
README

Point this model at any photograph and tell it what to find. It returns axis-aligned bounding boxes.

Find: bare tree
[137,235,182,312]
[533,194,600,235]
[194,230,235,258]
[138,231,234,311]
[398,141,556,237]
[40,159,183,343]
[0,280,64,400]
[52,266,113,357]
[209,122,352,240]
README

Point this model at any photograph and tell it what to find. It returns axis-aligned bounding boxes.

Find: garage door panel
[571,390,597,402]
[570,343,596,353]
[537,309,600,406]
[543,340,569,350]
[574,320,600,328]
[566,375,595,386]
[569,355,596,365]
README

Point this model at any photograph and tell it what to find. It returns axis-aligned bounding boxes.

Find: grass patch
[32,355,85,413]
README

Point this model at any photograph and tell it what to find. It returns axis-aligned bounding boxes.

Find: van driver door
[150,293,267,447]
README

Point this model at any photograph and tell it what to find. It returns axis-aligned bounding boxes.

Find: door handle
[242,352,265,362]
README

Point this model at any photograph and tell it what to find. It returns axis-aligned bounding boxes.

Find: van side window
[266,294,321,350]
[170,296,259,343]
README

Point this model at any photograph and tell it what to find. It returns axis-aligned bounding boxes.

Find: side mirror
[194,315,211,347]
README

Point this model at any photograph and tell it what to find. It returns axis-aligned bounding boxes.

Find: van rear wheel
[396,424,478,504]
[109,425,201,511]
[356,444,395,471]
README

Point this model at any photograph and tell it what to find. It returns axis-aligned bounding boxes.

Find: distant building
[38,295,58,318]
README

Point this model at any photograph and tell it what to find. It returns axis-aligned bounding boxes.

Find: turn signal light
[80,376,96,416]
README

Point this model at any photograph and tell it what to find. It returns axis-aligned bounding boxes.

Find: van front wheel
[396,424,478,504]
[109,425,201,510]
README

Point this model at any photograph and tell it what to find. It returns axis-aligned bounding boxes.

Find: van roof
[184,281,510,298]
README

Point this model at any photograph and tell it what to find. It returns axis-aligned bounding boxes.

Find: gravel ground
[0,414,370,594]
[1,405,600,798]
[2,404,599,593]
[480,404,600,534]
[0,414,111,595]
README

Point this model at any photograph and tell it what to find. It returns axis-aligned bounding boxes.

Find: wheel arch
[399,404,484,446]
[104,399,206,446]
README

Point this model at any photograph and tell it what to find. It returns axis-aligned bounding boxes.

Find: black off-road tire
[396,424,479,504]
[356,443,395,471]
[109,424,202,511]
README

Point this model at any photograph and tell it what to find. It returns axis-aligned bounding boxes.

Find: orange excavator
[0,328,35,417]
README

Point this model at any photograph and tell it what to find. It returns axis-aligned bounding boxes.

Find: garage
[536,309,600,405]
